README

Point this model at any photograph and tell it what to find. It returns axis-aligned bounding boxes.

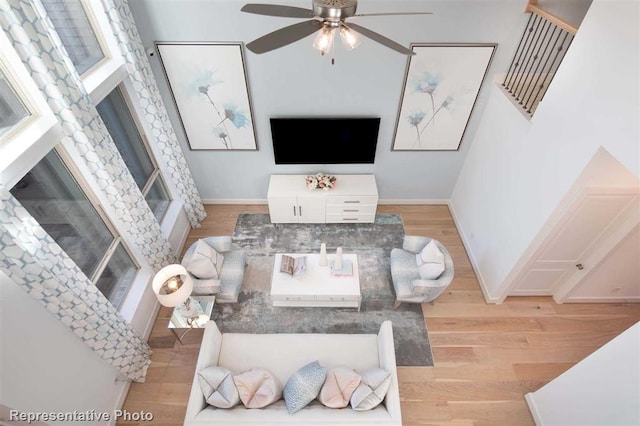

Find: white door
[268,195,298,223]
[297,195,326,223]
[563,225,640,302]
[510,189,639,300]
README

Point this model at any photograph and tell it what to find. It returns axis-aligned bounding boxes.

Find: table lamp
[152,264,194,308]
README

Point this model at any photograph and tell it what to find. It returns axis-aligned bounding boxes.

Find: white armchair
[390,236,454,308]
[181,236,247,303]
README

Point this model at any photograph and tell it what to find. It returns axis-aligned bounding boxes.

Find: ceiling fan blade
[241,3,315,18]
[353,12,433,17]
[346,22,415,56]
[246,20,323,54]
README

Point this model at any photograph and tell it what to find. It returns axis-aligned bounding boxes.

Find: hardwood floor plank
[117,204,638,426]
[427,317,544,332]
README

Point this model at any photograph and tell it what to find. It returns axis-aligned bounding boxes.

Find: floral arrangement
[305,173,337,190]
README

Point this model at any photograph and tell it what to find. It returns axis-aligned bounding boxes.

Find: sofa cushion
[283,361,327,413]
[218,333,379,387]
[197,366,240,409]
[187,239,224,279]
[350,368,391,411]
[233,368,282,409]
[319,367,362,408]
[416,240,445,279]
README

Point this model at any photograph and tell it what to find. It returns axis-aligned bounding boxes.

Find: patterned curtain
[1,0,175,270]
[0,0,204,381]
[0,188,152,382]
[103,0,207,228]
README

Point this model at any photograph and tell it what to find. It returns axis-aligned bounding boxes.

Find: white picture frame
[392,43,496,151]
[156,42,257,150]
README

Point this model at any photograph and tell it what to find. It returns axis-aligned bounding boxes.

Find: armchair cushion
[192,278,222,296]
[391,236,454,304]
[186,239,224,279]
[182,236,247,303]
[417,240,445,279]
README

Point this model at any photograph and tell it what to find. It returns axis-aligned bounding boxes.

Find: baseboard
[378,199,449,205]
[447,201,501,304]
[553,296,640,303]
[142,301,161,341]
[110,381,132,426]
[524,393,543,425]
[202,198,449,205]
[202,199,267,204]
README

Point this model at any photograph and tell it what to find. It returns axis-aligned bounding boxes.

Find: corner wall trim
[202,198,450,205]
[378,199,449,205]
[202,199,268,205]
[447,200,501,304]
[524,393,544,425]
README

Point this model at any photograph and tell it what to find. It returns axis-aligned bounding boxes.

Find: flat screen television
[270,117,380,164]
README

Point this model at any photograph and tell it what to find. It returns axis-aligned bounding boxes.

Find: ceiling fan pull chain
[331,32,336,65]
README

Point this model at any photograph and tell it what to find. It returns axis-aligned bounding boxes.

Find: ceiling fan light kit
[241,0,431,61]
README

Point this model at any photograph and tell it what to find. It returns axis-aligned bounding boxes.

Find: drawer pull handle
[344,209,359,212]
[344,200,360,204]
[343,218,358,221]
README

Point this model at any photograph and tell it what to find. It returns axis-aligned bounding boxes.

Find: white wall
[0,271,125,425]
[450,0,640,300]
[525,322,640,425]
[129,0,529,201]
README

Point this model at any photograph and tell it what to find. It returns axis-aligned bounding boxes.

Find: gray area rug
[210,213,433,366]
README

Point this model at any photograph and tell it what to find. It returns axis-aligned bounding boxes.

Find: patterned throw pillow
[233,368,282,409]
[283,361,327,414]
[197,366,240,409]
[350,368,392,411]
[319,367,362,408]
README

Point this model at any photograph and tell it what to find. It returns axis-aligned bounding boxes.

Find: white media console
[267,174,378,223]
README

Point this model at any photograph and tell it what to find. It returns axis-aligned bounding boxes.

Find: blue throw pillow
[283,361,327,414]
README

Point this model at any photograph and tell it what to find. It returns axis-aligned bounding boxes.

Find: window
[41,0,105,75]
[96,86,171,222]
[10,149,138,309]
[0,69,30,137]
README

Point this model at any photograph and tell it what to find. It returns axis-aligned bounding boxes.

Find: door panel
[510,269,568,295]
[268,195,298,223]
[297,195,326,223]
[512,191,638,297]
[565,225,640,302]
[540,195,635,261]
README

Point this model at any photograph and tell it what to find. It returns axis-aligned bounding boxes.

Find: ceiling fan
[241,0,431,59]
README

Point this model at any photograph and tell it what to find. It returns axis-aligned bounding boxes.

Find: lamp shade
[152,264,193,307]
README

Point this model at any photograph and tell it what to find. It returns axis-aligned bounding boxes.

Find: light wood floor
[118,204,640,425]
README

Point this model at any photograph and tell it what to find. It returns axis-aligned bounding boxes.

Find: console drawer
[326,195,378,206]
[326,213,376,223]
[325,204,377,215]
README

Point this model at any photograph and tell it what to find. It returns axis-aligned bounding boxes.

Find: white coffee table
[270,253,361,311]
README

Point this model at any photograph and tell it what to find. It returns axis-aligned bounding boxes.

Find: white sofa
[184,321,402,425]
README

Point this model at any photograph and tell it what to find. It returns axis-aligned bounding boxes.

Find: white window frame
[57,146,142,292]
[97,83,173,217]
[78,0,183,233]
[55,140,153,320]
[61,0,128,98]
[0,29,60,189]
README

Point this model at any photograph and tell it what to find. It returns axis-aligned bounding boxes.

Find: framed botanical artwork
[156,42,257,150]
[392,43,496,151]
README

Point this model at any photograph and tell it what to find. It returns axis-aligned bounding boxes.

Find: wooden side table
[168,296,215,343]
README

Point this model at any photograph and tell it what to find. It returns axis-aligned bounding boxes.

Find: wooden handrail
[525,2,578,35]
